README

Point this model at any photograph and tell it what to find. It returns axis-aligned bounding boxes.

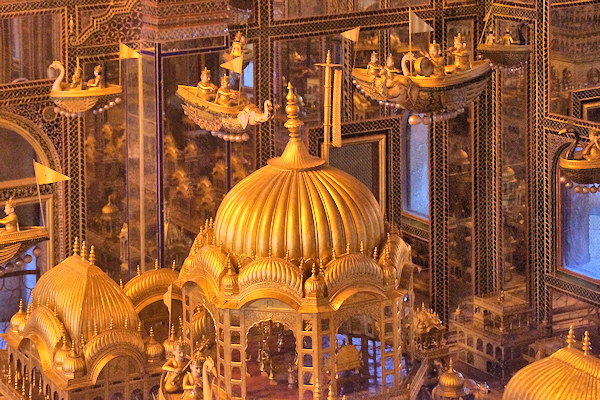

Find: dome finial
[154,259,159,270]
[567,325,575,348]
[18,299,23,312]
[72,237,79,256]
[583,331,591,355]
[360,241,364,254]
[331,247,337,260]
[284,82,304,139]
[119,278,124,289]
[448,358,454,371]
[88,245,95,265]
[172,260,176,270]
[373,247,378,259]
[136,265,141,276]
[346,242,350,254]
[80,241,86,259]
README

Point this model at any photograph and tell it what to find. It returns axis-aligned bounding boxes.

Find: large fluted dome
[214,129,385,260]
[31,254,140,342]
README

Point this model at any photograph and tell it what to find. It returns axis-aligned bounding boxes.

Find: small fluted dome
[325,253,383,292]
[124,264,180,310]
[54,336,70,367]
[221,260,239,295]
[238,257,302,294]
[163,325,177,357]
[303,265,326,298]
[145,328,164,362]
[214,86,384,261]
[435,360,469,398]
[10,300,26,333]
[62,343,86,376]
[32,253,140,342]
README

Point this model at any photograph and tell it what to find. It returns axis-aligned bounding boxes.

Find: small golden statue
[195,68,217,100]
[502,28,514,46]
[214,75,238,107]
[366,51,381,76]
[87,65,105,89]
[70,58,83,89]
[231,31,246,58]
[485,28,496,46]
[162,340,187,393]
[0,198,19,233]
[450,33,470,70]
[182,357,204,400]
[383,54,400,76]
[427,41,446,77]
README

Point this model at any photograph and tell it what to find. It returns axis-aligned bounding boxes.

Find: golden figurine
[231,31,245,58]
[450,32,470,70]
[162,340,187,393]
[502,28,514,46]
[182,357,204,400]
[0,198,19,233]
[70,58,83,89]
[383,54,400,76]
[213,75,238,107]
[366,51,381,76]
[195,68,217,100]
[485,28,496,46]
[87,65,105,89]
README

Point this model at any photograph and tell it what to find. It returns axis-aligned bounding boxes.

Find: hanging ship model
[350,10,491,123]
[177,33,274,139]
[476,12,531,68]
[558,125,600,193]
[49,58,122,117]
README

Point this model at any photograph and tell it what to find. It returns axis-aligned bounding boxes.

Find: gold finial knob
[284,82,304,138]
[73,237,79,256]
[88,246,95,265]
[567,325,575,348]
[136,265,141,276]
[346,242,350,254]
[172,260,176,270]
[119,279,124,289]
[583,331,591,355]
[311,261,318,277]
[18,299,23,312]
[373,247,378,259]
[448,358,454,371]
[80,241,86,259]
[326,49,332,65]
[154,259,159,270]
[360,241,364,254]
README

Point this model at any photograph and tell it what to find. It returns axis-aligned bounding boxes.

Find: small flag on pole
[163,283,173,314]
[410,11,433,34]
[33,162,70,185]
[341,27,361,42]
[220,56,244,74]
[483,8,492,23]
[119,43,140,59]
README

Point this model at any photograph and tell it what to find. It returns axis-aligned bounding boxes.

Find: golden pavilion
[172,83,414,399]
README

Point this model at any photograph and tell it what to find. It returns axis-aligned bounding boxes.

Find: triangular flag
[483,8,492,23]
[119,42,140,59]
[220,56,244,74]
[163,283,173,314]
[34,162,70,185]
[341,27,361,42]
[410,11,433,34]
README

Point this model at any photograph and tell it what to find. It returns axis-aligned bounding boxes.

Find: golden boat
[177,84,274,134]
[50,85,123,114]
[0,226,49,264]
[351,60,491,115]
[476,44,531,67]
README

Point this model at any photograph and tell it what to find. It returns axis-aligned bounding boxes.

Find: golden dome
[504,331,600,400]
[145,327,164,361]
[221,258,239,295]
[10,299,26,333]
[325,253,383,295]
[163,325,177,357]
[214,83,385,260]
[238,257,302,295]
[303,263,326,298]
[435,360,469,398]
[62,343,86,376]
[101,196,119,218]
[124,263,180,311]
[31,252,140,344]
[54,336,70,367]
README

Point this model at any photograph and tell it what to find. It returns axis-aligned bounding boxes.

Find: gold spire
[119,278,124,289]
[18,299,23,313]
[567,325,575,348]
[346,242,351,254]
[154,259,159,270]
[136,265,141,276]
[373,247,378,259]
[172,260,176,270]
[79,240,86,259]
[72,237,79,256]
[88,245,95,265]
[448,358,454,371]
[284,82,303,138]
[360,241,364,254]
[582,331,591,355]
[331,247,337,260]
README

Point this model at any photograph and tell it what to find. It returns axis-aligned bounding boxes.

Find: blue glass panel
[403,122,429,219]
[562,186,600,280]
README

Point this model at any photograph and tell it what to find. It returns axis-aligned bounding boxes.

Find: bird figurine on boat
[49,58,122,116]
